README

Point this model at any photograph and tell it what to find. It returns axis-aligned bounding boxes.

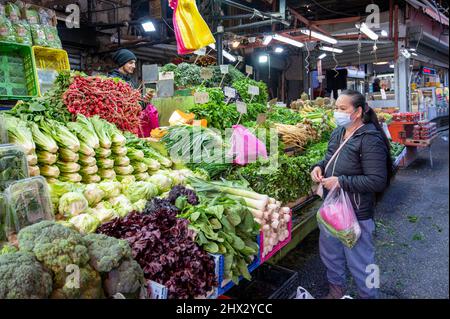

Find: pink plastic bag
[317,185,361,248]
[138,104,159,138]
[229,125,268,165]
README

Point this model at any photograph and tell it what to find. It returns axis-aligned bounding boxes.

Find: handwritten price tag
[194,92,209,104]
[248,85,260,96]
[224,86,236,98]
[200,68,213,80]
[236,101,247,114]
[245,65,253,75]
[220,64,229,74]
[159,71,174,81]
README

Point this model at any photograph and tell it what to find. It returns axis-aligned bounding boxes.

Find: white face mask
[334,111,353,128]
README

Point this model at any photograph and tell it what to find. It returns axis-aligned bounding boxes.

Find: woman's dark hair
[341,89,394,186]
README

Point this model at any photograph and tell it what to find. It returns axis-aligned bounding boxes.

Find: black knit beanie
[112,49,137,67]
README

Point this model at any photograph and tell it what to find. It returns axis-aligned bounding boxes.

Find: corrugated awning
[406,0,449,26]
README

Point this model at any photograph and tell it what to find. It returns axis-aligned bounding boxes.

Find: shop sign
[236,101,247,114]
[194,92,209,104]
[422,67,436,75]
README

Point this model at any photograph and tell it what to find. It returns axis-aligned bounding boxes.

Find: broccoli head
[83,233,132,273]
[0,252,53,299]
[103,259,146,299]
[51,265,104,299]
[18,221,90,274]
[0,243,18,256]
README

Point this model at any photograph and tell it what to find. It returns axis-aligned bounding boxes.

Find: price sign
[194,92,209,104]
[200,68,213,80]
[220,64,229,74]
[248,85,260,96]
[224,86,236,98]
[256,113,267,124]
[159,71,175,81]
[236,101,247,114]
[380,89,387,100]
[245,65,253,75]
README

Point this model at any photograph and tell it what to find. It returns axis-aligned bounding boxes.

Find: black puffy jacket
[313,123,389,220]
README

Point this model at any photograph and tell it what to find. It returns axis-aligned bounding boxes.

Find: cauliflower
[0,252,53,299]
[103,259,146,299]
[83,233,132,273]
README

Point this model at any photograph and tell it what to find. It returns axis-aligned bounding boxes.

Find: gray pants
[319,219,378,299]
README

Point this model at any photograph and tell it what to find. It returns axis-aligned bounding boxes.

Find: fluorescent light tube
[318,53,327,59]
[319,46,343,53]
[262,35,273,45]
[142,21,156,32]
[356,23,379,41]
[274,47,284,53]
[259,55,268,63]
[273,34,304,48]
[300,29,337,44]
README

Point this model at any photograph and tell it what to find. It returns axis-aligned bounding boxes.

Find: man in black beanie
[109,48,153,103]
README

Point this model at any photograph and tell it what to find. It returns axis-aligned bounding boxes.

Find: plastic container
[0,42,39,100]
[226,264,299,299]
[0,144,29,192]
[32,46,70,96]
[3,176,54,236]
[0,113,8,144]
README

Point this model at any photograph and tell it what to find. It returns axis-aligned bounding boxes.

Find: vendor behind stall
[109,49,153,104]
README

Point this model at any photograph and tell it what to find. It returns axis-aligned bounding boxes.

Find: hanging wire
[305,42,310,75]
[332,52,339,78]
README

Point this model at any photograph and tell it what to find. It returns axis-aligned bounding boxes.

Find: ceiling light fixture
[319,46,343,53]
[373,61,388,65]
[273,34,304,48]
[300,29,337,44]
[355,22,379,41]
[381,30,388,37]
[208,43,236,62]
[141,21,156,32]
[232,41,240,48]
[259,54,269,63]
[318,53,327,59]
[274,47,284,53]
[262,35,273,45]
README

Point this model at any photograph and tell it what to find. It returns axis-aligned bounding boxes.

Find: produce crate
[226,264,299,299]
[32,46,70,96]
[0,42,39,100]
[259,209,293,263]
[216,235,261,296]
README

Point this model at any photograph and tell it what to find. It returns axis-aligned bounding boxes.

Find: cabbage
[79,154,96,166]
[87,207,117,223]
[148,173,173,193]
[97,158,114,169]
[48,181,78,208]
[58,192,89,218]
[122,181,158,203]
[59,173,82,183]
[115,165,134,175]
[132,199,147,213]
[135,172,150,181]
[113,156,130,166]
[57,161,81,173]
[81,174,101,184]
[99,169,116,180]
[116,175,136,183]
[111,145,127,156]
[83,184,105,206]
[127,148,144,161]
[37,151,58,165]
[59,148,79,162]
[79,141,95,157]
[132,162,148,173]
[98,181,121,199]
[142,158,160,171]
[40,165,60,178]
[69,213,100,234]
[27,154,37,166]
[95,201,113,210]
[96,147,112,158]
[109,195,133,218]
[30,122,58,153]
[90,116,111,149]
[168,170,188,185]
[79,165,99,175]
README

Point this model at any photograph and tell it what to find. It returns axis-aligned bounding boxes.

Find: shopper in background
[310,89,392,299]
[110,48,153,103]
[372,78,381,92]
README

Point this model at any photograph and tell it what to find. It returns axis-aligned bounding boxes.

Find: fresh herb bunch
[232,78,269,105]
[266,107,304,125]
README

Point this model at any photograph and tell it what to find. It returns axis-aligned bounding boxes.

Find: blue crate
[217,234,261,296]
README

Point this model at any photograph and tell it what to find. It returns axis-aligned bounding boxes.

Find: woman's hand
[321,176,340,190]
[311,166,323,183]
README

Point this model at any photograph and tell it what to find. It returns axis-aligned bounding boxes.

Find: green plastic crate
[0,42,39,100]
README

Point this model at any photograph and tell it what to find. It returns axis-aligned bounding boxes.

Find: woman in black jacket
[311,90,392,299]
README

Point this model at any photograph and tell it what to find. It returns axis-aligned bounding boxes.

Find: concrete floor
[277,131,449,299]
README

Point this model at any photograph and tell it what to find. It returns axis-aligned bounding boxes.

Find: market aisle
[278,131,449,299]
